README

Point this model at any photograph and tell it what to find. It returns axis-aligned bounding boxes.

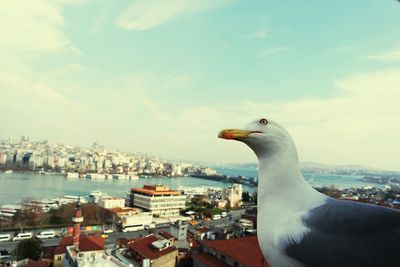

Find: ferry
[66,172,79,179]
[55,195,87,206]
[85,173,106,179]
[4,170,13,174]
[25,199,58,212]
[0,204,21,218]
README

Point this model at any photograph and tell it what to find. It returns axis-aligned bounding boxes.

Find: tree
[12,210,26,232]
[242,191,251,202]
[14,238,42,260]
[252,191,258,204]
[21,198,44,231]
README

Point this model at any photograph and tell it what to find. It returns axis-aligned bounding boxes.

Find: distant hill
[212,161,399,176]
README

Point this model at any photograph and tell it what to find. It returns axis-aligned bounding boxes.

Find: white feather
[240,119,327,267]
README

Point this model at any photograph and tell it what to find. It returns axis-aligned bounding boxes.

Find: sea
[0,166,376,205]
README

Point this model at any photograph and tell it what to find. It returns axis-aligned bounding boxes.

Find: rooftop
[201,236,269,267]
[55,235,104,255]
[19,259,49,267]
[127,234,177,260]
[131,185,181,196]
[192,252,230,267]
[159,231,175,240]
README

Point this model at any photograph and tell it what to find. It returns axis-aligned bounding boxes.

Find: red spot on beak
[224,132,234,139]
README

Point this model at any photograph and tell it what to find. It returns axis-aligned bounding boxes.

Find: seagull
[219,118,400,267]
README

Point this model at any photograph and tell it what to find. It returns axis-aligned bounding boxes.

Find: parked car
[101,234,108,239]
[212,214,221,220]
[36,230,56,239]
[188,220,198,226]
[0,249,11,259]
[144,222,156,230]
[221,211,228,218]
[103,229,113,234]
[0,234,11,243]
[13,232,32,241]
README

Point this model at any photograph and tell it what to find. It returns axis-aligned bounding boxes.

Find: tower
[72,197,84,247]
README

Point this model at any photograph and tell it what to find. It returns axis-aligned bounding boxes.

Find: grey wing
[285,198,400,267]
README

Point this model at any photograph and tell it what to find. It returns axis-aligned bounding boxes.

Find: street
[0,226,169,252]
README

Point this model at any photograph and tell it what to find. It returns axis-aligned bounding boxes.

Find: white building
[130,185,186,218]
[98,196,125,210]
[119,212,153,229]
[223,184,242,208]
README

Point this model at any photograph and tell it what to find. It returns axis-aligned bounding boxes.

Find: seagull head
[218,118,297,159]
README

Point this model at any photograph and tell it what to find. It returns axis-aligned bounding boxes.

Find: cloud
[367,47,400,61]
[258,46,291,58]
[243,27,268,39]
[156,69,400,171]
[0,0,87,139]
[117,0,230,31]
[0,0,74,54]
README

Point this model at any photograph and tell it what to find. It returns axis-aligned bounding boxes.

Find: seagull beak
[218,129,254,140]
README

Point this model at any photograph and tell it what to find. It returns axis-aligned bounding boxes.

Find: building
[125,234,178,267]
[222,184,242,208]
[119,212,153,230]
[232,218,255,237]
[192,236,269,267]
[130,185,186,218]
[98,195,125,209]
[53,199,104,267]
[14,259,49,267]
[170,220,188,241]
[53,199,129,267]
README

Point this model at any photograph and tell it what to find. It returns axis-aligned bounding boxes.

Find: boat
[0,204,21,218]
[24,199,59,212]
[66,172,79,179]
[4,170,13,174]
[55,195,87,206]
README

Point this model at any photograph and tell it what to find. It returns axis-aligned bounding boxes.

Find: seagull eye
[259,118,268,125]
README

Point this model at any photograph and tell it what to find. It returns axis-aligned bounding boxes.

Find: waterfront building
[192,236,269,267]
[130,185,186,218]
[125,234,178,267]
[98,195,125,209]
[222,184,242,208]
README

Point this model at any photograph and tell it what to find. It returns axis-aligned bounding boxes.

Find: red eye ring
[259,118,268,125]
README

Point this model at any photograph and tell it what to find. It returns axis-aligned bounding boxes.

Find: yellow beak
[218,129,253,140]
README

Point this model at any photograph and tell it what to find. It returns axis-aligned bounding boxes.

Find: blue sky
[1,0,400,170]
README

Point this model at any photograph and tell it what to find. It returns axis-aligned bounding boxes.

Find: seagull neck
[257,148,319,199]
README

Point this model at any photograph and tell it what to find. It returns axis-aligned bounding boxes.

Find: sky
[1,0,400,171]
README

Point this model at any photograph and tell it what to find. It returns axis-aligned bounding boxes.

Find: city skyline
[1,1,400,171]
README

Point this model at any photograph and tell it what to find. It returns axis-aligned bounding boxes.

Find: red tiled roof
[192,252,230,267]
[55,235,104,254]
[79,235,104,252]
[131,188,180,196]
[128,234,177,260]
[201,236,270,267]
[160,231,175,240]
[196,226,210,233]
[22,259,48,267]
[55,236,72,255]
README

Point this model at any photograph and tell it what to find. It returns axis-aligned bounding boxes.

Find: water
[0,169,373,205]
[215,166,375,190]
